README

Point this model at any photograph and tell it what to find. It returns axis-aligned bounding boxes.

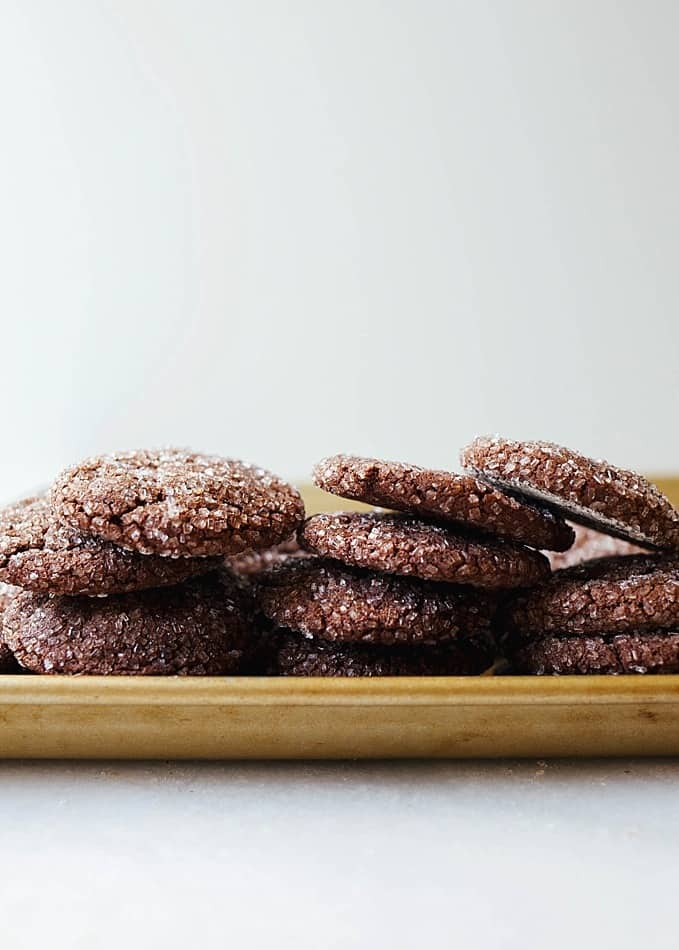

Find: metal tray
[0,476,676,759]
[1,675,679,759]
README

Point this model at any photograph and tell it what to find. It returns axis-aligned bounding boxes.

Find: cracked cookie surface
[0,496,221,595]
[313,454,574,551]
[51,449,305,557]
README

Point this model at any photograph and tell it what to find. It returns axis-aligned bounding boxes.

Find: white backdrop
[1,1,678,502]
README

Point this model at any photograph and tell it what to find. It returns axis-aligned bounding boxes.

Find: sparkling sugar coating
[513,631,679,675]
[3,572,254,675]
[505,554,679,638]
[461,436,679,550]
[300,511,550,589]
[546,522,648,571]
[257,558,496,645]
[264,629,494,676]
[0,496,221,595]
[313,454,574,551]
[51,449,305,558]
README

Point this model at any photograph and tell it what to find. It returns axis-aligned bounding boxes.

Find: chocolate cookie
[505,554,679,639]
[3,572,253,675]
[314,454,574,551]
[300,512,550,589]
[0,496,221,595]
[227,537,308,577]
[513,632,679,675]
[0,587,19,673]
[265,630,493,676]
[547,523,648,571]
[51,449,305,558]
[257,558,495,645]
[461,436,679,550]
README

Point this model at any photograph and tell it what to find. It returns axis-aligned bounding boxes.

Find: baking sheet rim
[2,674,679,707]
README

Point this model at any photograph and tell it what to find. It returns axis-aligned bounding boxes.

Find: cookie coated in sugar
[51,449,305,558]
[505,554,679,639]
[257,558,496,645]
[3,572,254,675]
[0,496,221,595]
[314,454,574,551]
[513,631,679,675]
[461,436,679,550]
[300,511,551,590]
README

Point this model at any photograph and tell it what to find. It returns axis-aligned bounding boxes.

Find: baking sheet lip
[1,675,679,708]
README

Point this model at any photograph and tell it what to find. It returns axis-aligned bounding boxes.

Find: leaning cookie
[513,632,679,675]
[265,630,494,676]
[546,523,648,571]
[300,512,550,589]
[0,497,221,595]
[3,572,253,675]
[51,449,305,557]
[505,554,679,639]
[257,558,495,645]
[314,454,574,551]
[461,436,679,550]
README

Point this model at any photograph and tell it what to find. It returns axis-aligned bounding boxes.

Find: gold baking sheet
[1,675,679,759]
[0,477,676,759]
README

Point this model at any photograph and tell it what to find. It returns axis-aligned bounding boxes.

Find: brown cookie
[461,436,679,550]
[300,512,550,590]
[505,554,679,639]
[513,632,679,675]
[314,454,574,551]
[546,522,648,571]
[0,496,221,595]
[257,558,496,645]
[226,537,308,577]
[51,449,305,558]
[265,630,493,676]
[3,572,253,675]
[0,587,19,673]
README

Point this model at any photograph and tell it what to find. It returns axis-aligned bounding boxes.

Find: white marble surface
[1,759,677,949]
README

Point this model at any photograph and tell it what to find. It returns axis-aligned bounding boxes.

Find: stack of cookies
[256,453,576,676]
[460,437,679,675]
[0,450,304,675]
[0,438,676,678]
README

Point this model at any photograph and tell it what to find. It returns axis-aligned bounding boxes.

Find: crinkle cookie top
[313,454,574,551]
[0,496,220,595]
[51,449,305,557]
[461,436,679,550]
